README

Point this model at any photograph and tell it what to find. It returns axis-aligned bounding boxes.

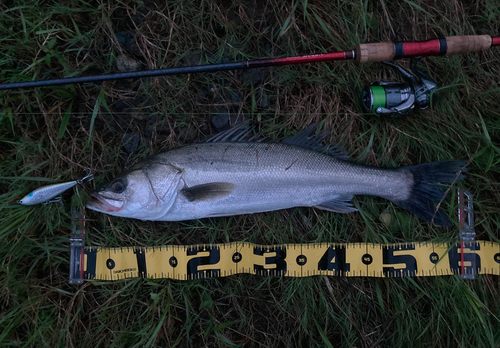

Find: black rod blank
[0,62,248,90]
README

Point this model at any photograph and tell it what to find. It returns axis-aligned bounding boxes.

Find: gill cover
[87,160,183,220]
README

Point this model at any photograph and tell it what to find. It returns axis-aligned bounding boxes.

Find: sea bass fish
[86,123,467,226]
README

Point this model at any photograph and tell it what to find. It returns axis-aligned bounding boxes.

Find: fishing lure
[18,168,93,205]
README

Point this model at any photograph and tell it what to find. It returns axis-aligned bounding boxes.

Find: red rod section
[492,37,500,46]
[400,40,443,58]
[252,51,356,66]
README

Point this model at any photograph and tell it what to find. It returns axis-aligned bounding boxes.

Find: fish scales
[155,142,410,220]
[161,143,407,197]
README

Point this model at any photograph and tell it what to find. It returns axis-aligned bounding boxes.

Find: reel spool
[361,59,438,117]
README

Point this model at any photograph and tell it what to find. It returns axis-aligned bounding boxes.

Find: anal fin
[314,195,358,213]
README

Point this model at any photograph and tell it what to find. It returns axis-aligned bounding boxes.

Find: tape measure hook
[458,189,474,238]
[458,189,476,280]
[69,206,86,284]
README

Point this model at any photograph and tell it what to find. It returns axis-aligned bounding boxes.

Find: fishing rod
[1,35,499,90]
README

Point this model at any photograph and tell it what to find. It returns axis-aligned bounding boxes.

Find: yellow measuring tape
[76,241,500,281]
[68,190,499,283]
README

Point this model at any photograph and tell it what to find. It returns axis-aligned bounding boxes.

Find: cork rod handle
[355,35,492,63]
[445,35,492,55]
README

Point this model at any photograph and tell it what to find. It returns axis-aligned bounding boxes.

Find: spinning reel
[361,59,438,117]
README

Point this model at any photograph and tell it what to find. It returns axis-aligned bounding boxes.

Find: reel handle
[356,35,493,63]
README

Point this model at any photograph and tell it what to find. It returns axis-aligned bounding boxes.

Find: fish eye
[111,179,126,193]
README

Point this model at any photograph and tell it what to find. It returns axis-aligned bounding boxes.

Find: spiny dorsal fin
[204,121,348,160]
[181,182,235,202]
[283,124,349,160]
[204,121,262,143]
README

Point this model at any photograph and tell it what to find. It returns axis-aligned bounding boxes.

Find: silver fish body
[86,125,466,226]
[151,142,410,220]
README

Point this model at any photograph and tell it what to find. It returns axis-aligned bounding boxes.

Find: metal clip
[76,168,94,185]
[69,206,86,284]
[458,189,476,280]
[43,196,63,205]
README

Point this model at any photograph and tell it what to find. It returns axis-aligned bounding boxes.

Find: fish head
[86,160,182,220]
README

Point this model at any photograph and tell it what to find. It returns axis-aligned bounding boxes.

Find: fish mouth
[86,192,124,213]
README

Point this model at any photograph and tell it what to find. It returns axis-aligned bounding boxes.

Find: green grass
[1,0,500,346]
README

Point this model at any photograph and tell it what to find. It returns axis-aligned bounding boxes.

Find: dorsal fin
[283,124,349,160]
[204,121,262,143]
[204,122,349,160]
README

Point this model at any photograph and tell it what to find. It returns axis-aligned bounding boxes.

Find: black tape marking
[169,256,178,268]
[232,252,242,263]
[84,248,98,279]
[448,242,481,275]
[106,259,116,270]
[186,246,221,279]
[438,38,447,55]
[383,245,417,277]
[254,246,287,276]
[318,245,350,275]
[429,252,439,264]
[362,254,373,265]
[494,253,500,264]
[296,255,307,266]
[345,50,355,59]
[394,42,404,59]
[134,248,147,277]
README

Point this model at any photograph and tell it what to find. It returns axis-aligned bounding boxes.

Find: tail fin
[390,161,467,227]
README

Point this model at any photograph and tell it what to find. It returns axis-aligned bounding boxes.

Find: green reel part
[361,86,386,113]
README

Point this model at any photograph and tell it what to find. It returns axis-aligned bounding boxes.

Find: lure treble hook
[76,168,94,185]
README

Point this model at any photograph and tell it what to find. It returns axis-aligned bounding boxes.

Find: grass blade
[88,90,104,143]
[58,101,73,138]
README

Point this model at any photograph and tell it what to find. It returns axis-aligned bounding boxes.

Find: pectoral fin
[181,182,235,202]
[314,195,358,213]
